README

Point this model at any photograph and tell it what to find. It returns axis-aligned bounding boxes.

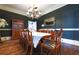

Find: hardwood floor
[0,40,79,55]
[0,40,26,55]
[61,43,79,55]
[33,43,79,55]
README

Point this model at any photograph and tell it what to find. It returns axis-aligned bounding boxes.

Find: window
[28,21,37,32]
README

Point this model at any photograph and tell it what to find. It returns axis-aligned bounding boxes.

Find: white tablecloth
[32,32,50,48]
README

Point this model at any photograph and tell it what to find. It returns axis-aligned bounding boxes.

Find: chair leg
[27,45,33,55]
[56,47,61,55]
[25,46,28,55]
[30,45,33,55]
[59,46,61,55]
[41,46,43,55]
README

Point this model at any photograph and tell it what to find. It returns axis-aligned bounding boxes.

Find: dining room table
[32,31,51,48]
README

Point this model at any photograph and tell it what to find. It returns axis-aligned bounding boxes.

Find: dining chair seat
[43,39,56,49]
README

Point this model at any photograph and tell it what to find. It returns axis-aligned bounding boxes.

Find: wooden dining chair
[19,30,33,55]
[48,29,63,54]
[39,29,63,55]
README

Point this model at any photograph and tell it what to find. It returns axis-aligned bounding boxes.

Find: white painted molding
[0,29,11,30]
[0,28,79,31]
[40,28,79,31]
[0,29,27,30]
[61,38,79,46]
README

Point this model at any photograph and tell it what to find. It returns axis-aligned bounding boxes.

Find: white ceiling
[0,4,67,16]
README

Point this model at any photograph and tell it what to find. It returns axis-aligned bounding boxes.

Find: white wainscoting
[0,28,79,46]
[41,28,79,46]
[61,38,79,46]
[40,28,79,31]
[0,29,27,30]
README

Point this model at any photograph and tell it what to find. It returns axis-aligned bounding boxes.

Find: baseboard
[61,38,79,46]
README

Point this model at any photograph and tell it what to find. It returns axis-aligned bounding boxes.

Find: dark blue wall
[38,4,79,40]
[0,4,79,41]
[0,9,29,37]
[0,9,40,37]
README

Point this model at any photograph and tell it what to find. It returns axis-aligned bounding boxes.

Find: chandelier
[26,5,42,19]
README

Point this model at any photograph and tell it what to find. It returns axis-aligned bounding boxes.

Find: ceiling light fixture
[26,4,42,19]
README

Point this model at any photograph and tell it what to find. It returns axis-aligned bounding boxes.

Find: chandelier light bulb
[38,12,41,15]
[26,12,29,15]
[31,14,34,17]
[36,15,39,18]
[28,8,33,12]
[34,8,38,11]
